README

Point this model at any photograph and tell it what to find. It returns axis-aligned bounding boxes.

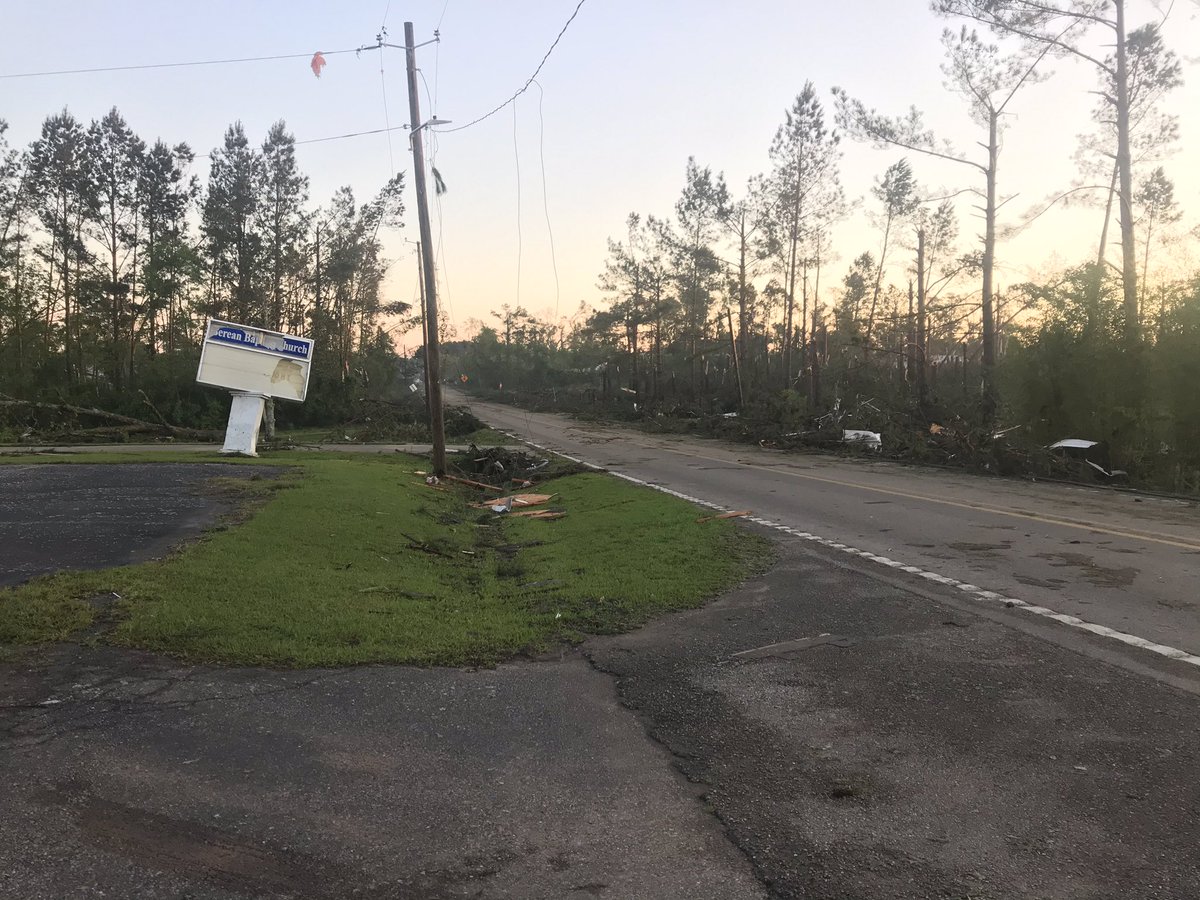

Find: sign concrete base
[221,392,267,457]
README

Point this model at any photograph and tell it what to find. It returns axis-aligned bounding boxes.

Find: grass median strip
[0,454,769,666]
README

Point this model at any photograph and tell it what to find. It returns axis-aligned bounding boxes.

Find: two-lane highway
[454,392,1200,668]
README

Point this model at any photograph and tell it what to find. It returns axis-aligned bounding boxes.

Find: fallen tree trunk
[0,399,221,442]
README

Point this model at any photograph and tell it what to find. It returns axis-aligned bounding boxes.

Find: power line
[378,0,398,175]
[0,47,362,80]
[513,101,523,309]
[422,74,456,329]
[435,0,587,134]
[429,24,451,328]
[378,42,397,174]
[533,81,561,321]
[298,124,407,146]
[418,67,436,117]
[193,124,410,159]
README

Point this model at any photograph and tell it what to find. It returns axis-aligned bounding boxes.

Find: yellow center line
[644,443,1200,551]
[472,403,1200,552]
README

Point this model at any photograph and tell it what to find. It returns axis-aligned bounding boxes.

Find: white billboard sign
[196,319,314,402]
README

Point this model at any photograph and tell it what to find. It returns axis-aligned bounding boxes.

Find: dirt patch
[31,784,403,899]
[1032,551,1139,588]
[948,541,1012,556]
[1013,574,1071,590]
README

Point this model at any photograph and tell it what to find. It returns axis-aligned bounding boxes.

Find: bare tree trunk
[1095,159,1119,273]
[906,280,915,385]
[1113,0,1139,346]
[865,213,894,356]
[783,188,801,390]
[1140,210,1155,321]
[800,260,809,379]
[61,196,73,385]
[980,111,999,421]
[727,307,745,407]
[809,236,823,407]
[737,209,749,375]
[916,227,929,411]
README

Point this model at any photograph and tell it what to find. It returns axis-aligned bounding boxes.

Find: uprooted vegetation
[0,392,493,448]
[0,397,222,443]
[280,399,491,444]
[466,385,1199,494]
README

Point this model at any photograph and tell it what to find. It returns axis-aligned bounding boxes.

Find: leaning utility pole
[404,21,447,475]
[413,240,432,416]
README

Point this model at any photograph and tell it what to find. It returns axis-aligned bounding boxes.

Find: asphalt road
[5,535,1200,898]
[451,393,1200,670]
[590,540,1200,899]
[5,434,1200,896]
[0,464,276,587]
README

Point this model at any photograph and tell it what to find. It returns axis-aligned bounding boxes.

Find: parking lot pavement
[0,463,276,587]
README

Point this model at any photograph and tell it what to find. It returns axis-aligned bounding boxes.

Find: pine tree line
[0,109,406,421]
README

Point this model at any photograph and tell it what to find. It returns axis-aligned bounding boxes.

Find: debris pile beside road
[422,450,578,520]
[460,444,548,484]
[454,443,590,488]
[335,399,485,443]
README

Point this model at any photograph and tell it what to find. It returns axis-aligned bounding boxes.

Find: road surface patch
[505,431,1200,671]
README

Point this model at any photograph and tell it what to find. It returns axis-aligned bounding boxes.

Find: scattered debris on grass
[470,493,555,511]
[445,474,503,492]
[697,510,751,523]
[399,532,451,557]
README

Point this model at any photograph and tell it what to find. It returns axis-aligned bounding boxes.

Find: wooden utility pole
[414,240,432,415]
[404,21,447,475]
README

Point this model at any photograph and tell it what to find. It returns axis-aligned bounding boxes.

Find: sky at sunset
[4,1,1198,346]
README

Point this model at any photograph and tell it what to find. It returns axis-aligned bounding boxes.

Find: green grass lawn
[0,454,769,666]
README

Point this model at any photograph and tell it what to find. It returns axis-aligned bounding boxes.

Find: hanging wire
[378,3,396,173]
[435,0,587,134]
[513,100,522,308]
[194,124,410,158]
[532,80,561,321]
[378,41,397,174]
[0,47,362,79]
[417,66,455,327]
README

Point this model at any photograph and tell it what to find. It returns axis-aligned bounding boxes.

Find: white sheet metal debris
[843,429,882,451]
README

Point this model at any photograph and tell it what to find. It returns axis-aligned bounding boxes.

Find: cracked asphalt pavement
[3,454,1200,898]
[1,642,762,900]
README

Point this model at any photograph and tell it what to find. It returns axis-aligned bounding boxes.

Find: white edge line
[497,427,1200,670]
